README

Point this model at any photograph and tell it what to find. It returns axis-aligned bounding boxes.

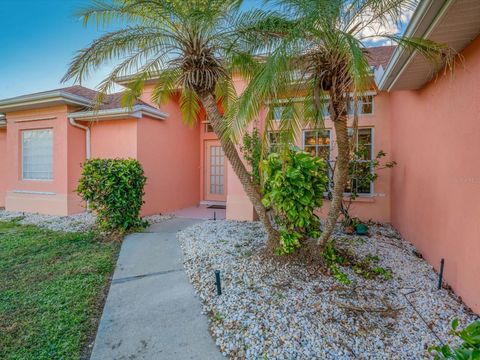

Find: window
[267,131,282,153]
[346,128,373,194]
[203,122,214,133]
[22,129,53,180]
[303,129,332,188]
[318,95,374,117]
[271,105,285,122]
[348,95,374,115]
[303,129,331,162]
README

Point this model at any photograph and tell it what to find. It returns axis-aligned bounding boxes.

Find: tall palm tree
[62,0,280,246]
[230,0,455,249]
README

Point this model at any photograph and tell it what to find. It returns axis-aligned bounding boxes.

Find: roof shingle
[365,45,396,69]
[60,85,152,110]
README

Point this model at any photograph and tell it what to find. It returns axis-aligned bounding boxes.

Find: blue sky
[0,0,259,99]
[0,0,408,99]
[0,0,108,98]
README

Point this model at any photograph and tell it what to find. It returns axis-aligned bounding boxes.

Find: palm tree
[62,0,280,246]
[230,0,455,249]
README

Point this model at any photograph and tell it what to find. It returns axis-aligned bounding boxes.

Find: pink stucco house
[0,1,479,312]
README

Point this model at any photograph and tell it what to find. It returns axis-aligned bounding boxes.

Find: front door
[204,141,227,202]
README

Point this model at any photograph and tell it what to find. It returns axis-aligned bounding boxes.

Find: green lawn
[0,221,120,360]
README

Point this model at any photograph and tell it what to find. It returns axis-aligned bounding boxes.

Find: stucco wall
[138,87,201,216]
[225,74,394,222]
[66,107,87,214]
[0,129,7,207]
[4,106,72,215]
[316,91,393,222]
[389,36,480,313]
[90,119,138,159]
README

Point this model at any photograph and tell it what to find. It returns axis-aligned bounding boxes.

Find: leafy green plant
[322,242,351,285]
[77,158,148,233]
[322,241,392,284]
[340,147,396,228]
[241,127,263,186]
[429,319,480,359]
[261,148,329,254]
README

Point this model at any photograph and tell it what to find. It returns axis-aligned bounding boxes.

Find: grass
[0,220,120,360]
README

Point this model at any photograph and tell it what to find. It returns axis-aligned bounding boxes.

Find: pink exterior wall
[66,106,87,214]
[225,78,258,220]
[0,129,6,207]
[316,91,393,223]
[225,75,394,222]
[90,119,138,159]
[389,36,480,313]
[4,106,73,215]
[138,87,201,216]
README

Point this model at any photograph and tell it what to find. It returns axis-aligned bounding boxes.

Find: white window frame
[346,127,375,196]
[21,128,54,181]
[347,95,375,116]
[302,129,333,192]
[271,105,286,122]
[301,129,332,163]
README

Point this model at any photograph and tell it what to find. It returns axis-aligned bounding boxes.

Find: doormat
[207,205,226,209]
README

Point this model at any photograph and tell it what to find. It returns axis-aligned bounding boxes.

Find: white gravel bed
[178,220,477,359]
[0,209,172,232]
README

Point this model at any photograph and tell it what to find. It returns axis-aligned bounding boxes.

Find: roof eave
[378,0,454,91]
[67,105,168,121]
[0,90,94,113]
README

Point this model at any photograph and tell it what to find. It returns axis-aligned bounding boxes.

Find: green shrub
[261,148,329,254]
[322,241,393,284]
[429,319,480,359]
[77,158,147,232]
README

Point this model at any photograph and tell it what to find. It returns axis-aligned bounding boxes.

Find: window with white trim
[203,122,214,133]
[346,128,373,194]
[22,129,53,180]
[303,129,331,162]
[267,131,283,153]
[271,105,285,122]
[319,95,374,117]
[348,95,374,115]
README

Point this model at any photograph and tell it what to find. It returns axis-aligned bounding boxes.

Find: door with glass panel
[204,141,227,202]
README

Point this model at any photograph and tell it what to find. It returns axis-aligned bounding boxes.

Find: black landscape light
[438,258,445,290]
[215,270,222,295]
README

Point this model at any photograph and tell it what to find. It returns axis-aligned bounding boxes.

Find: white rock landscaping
[0,209,172,232]
[178,220,477,359]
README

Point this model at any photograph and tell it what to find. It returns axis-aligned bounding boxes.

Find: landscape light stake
[438,258,445,290]
[214,211,216,221]
[215,270,222,295]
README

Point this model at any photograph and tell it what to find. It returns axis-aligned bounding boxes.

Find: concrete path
[90,218,223,360]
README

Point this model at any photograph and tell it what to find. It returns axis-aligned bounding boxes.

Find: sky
[0,0,112,98]
[0,0,411,99]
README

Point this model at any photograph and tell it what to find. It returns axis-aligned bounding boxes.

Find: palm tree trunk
[198,91,279,250]
[318,91,350,247]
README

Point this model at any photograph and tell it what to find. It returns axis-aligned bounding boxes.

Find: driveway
[90,217,223,360]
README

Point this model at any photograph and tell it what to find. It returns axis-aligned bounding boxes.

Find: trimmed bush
[261,148,329,254]
[77,158,147,232]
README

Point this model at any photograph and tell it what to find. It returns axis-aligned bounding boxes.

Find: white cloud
[350,4,417,45]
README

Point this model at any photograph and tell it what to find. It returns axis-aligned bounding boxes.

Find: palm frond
[179,88,201,127]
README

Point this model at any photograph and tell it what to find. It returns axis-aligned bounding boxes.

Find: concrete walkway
[90,218,223,360]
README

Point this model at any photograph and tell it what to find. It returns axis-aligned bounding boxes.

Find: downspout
[68,116,91,211]
[68,117,91,159]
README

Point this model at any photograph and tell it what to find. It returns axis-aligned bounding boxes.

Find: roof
[379,0,480,91]
[61,86,152,110]
[68,104,168,121]
[0,85,158,115]
[365,46,396,69]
